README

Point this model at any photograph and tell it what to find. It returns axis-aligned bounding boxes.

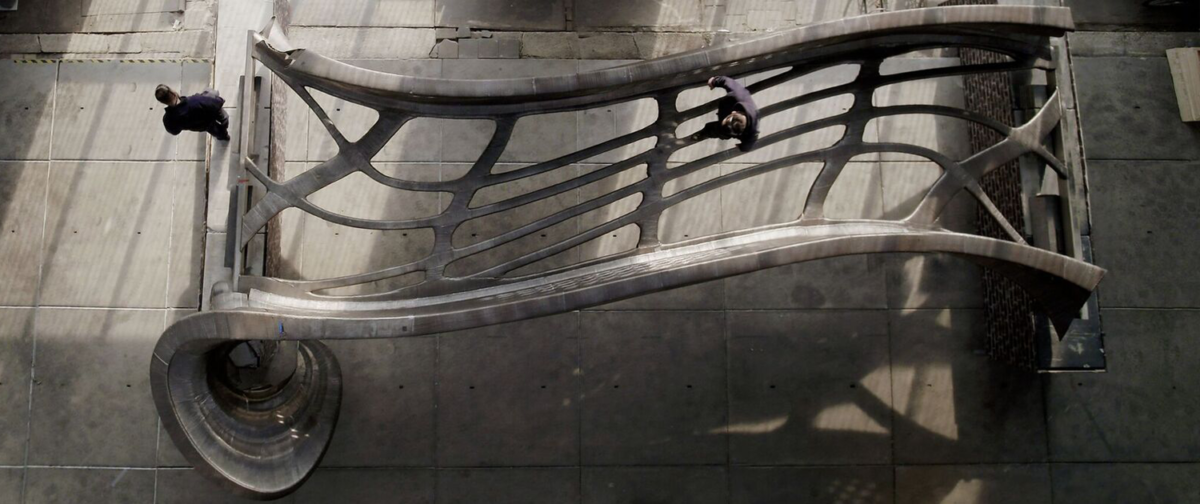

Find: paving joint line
[20,59,60,504]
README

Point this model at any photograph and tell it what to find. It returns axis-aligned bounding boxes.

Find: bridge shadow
[296,278,1046,503]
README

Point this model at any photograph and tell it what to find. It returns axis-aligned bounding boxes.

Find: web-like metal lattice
[152,7,1103,499]
[239,33,1061,302]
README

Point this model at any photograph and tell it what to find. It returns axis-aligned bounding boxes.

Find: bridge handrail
[154,6,1100,499]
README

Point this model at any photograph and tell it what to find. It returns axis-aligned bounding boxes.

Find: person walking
[691,76,760,152]
[156,84,230,141]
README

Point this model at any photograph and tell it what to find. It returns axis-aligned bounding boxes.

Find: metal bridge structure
[150,6,1103,499]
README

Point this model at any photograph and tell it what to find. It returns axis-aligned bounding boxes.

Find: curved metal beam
[152,6,1097,499]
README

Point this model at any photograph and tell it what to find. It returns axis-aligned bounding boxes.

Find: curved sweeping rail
[152,5,1102,499]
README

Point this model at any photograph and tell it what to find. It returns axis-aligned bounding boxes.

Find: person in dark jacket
[156,84,230,141]
[692,76,760,152]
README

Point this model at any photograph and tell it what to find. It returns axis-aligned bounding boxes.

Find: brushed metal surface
[151,6,1102,498]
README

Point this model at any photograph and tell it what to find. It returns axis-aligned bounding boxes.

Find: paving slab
[874,57,972,163]
[581,467,727,504]
[881,160,982,310]
[633,33,710,59]
[306,60,442,163]
[895,464,1052,504]
[824,161,885,219]
[577,0,701,28]
[718,162,817,231]
[439,60,580,163]
[1088,160,1200,308]
[436,468,580,504]
[1046,309,1200,461]
[725,256,887,309]
[667,158,877,232]
[460,110,578,164]
[660,165,724,244]
[520,32,580,58]
[157,428,190,468]
[890,309,1046,464]
[38,33,118,54]
[27,309,163,466]
[579,312,727,465]
[0,0,84,34]
[731,467,893,504]
[1123,32,1200,57]
[882,161,976,233]
[0,309,34,465]
[0,469,21,504]
[53,62,182,161]
[438,118,496,163]
[794,0,865,25]
[289,0,434,27]
[435,0,565,31]
[452,229,582,278]
[156,469,272,503]
[273,204,307,282]
[167,161,206,308]
[24,468,154,504]
[79,0,182,16]
[728,311,892,465]
[321,338,436,467]
[577,98,658,164]
[214,0,272,101]
[436,313,581,466]
[1075,57,1200,161]
[574,164,644,264]
[379,115,447,162]
[0,33,40,53]
[1063,0,1199,30]
[283,85,311,162]
[0,61,56,160]
[711,0,803,32]
[300,165,440,294]
[1062,31,1195,64]
[1067,32,1129,58]
[307,85,381,162]
[0,162,48,306]
[289,27,436,60]
[461,38,500,59]
[433,39,459,59]
[39,162,178,308]
[577,33,639,60]
[134,30,213,58]
[80,12,183,33]
[886,253,983,309]
[293,469,435,503]
[1051,463,1200,504]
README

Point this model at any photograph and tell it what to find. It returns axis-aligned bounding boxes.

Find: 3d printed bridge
[152,6,1102,499]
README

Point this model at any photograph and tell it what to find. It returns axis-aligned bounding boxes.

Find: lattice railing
[153,6,1103,499]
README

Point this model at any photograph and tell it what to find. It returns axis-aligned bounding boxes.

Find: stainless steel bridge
[151,6,1103,499]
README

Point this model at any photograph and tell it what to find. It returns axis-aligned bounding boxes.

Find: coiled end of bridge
[151,314,342,500]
